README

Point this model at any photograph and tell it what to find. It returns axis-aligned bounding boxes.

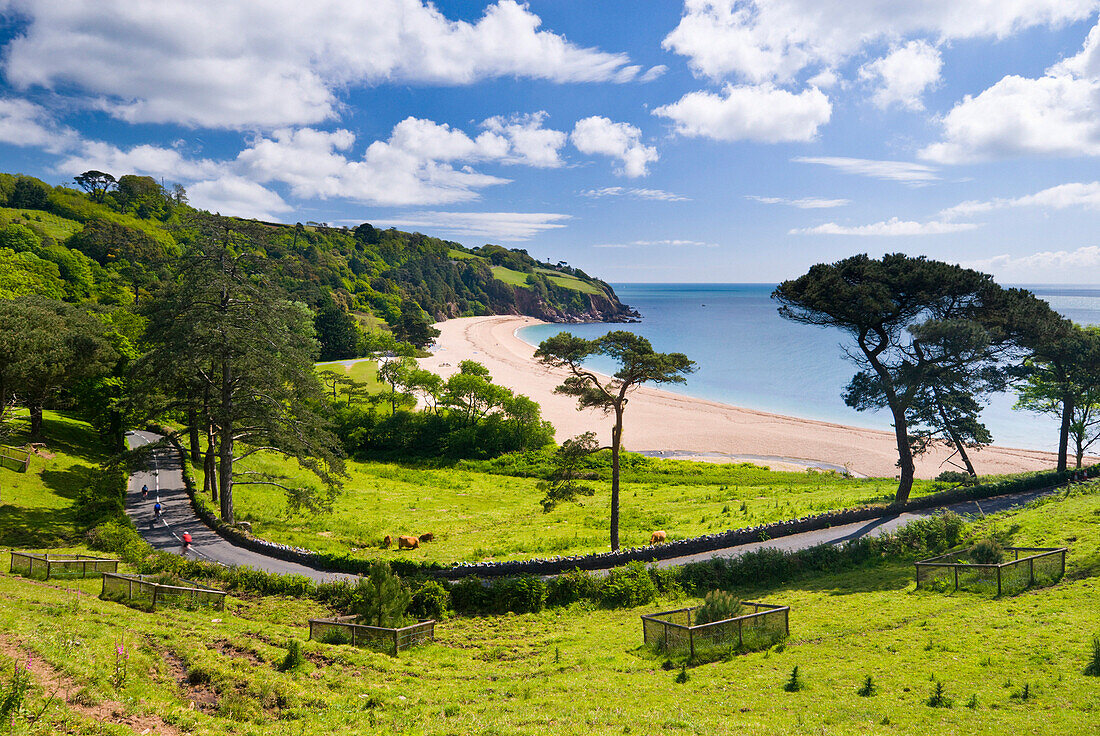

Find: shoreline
[421,315,1074,478]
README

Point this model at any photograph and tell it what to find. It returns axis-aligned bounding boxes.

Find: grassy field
[206,449,939,564]
[0,410,110,548]
[1,484,1097,735]
[0,207,84,241]
[314,358,383,392]
[534,267,604,295]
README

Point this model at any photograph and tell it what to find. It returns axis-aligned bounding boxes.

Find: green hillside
[0,172,636,361]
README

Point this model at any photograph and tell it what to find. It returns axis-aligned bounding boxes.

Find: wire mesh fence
[915,547,1067,596]
[642,602,789,659]
[0,446,31,472]
[9,551,119,580]
[308,615,436,655]
[101,572,226,611]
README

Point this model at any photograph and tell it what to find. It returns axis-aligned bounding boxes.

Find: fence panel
[916,547,1067,596]
[308,617,435,654]
[101,573,225,611]
[641,602,788,657]
[10,552,118,580]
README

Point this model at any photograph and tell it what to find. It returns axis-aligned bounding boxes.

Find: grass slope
[213,449,937,563]
[1,484,1097,734]
[0,410,109,548]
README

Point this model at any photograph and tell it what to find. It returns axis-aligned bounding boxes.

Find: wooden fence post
[738,618,743,648]
[1061,551,1066,580]
[393,629,399,656]
[689,628,695,661]
[954,565,959,591]
[152,585,159,612]
[996,566,1002,597]
[1028,557,1035,587]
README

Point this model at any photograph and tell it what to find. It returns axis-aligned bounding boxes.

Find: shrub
[546,568,601,607]
[278,640,303,672]
[318,628,350,646]
[493,575,547,614]
[675,665,689,684]
[1085,637,1100,677]
[970,539,1005,565]
[350,561,411,628]
[694,590,743,625]
[783,666,803,692]
[409,580,451,620]
[857,675,876,697]
[600,562,658,608]
[449,577,491,614]
[927,679,951,708]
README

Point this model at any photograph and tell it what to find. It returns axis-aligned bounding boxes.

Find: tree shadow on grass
[0,504,78,547]
[40,466,99,501]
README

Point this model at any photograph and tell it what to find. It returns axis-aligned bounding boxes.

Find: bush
[493,575,547,614]
[783,666,803,692]
[278,640,303,672]
[1085,637,1100,677]
[350,561,411,628]
[600,561,658,608]
[970,539,1004,564]
[449,577,491,614]
[546,568,602,607]
[694,590,743,625]
[409,580,451,620]
[318,628,350,645]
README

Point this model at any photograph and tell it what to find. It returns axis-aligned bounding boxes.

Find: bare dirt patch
[0,635,183,735]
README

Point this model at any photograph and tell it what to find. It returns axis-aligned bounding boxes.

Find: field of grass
[314,358,383,392]
[0,207,85,242]
[210,448,939,564]
[490,264,531,288]
[0,410,110,548]
[1,484,1097,735]
[534,267,604,296]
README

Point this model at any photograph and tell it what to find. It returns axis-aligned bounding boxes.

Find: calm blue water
[517,284,1100,452]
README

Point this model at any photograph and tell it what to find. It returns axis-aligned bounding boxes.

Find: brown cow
[418,532,435,543]
[650,530,667,545]
[382,535,392,548]
[397,535,419,550]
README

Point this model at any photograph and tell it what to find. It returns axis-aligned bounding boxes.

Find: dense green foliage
[776,253,1065,501]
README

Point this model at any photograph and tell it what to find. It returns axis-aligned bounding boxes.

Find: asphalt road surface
[126,430,1059,579]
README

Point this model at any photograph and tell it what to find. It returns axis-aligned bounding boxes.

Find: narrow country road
[125,430,1059,579]
[126,430,354,582]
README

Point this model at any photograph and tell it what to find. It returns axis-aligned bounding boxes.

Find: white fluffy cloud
[0,98,75,151]
[581,186,689,201]
[940,181,1100,219]
[859,41,942,111]
[571,117,658,177]
[482,113,568,168]
[2,0,647,129]
[662,0,1097,84]
[187,176,292,221]
[791,217,979,235]
[747,195,849,208]
[56,140,221,181]
[654,84,831,142]
[964,245,1100,282]
[793,156,940,184]
[921,20,1100,163]
[373,211,571,241]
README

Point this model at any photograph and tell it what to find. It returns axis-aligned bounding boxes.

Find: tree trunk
[28,403,43,438]
[218,359,234,524]
[610,405,623,551]
[1057,391,1073,473]
[935,395,977,477]
[204,425,218,502]
[187,405,202,464]
[890,404,915,505]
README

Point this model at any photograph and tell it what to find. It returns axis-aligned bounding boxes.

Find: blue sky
[2,1,1100,283]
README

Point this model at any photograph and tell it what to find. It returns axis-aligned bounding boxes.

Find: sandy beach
[420,315,1071,479]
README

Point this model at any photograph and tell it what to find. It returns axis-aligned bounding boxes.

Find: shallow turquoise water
[517,284,1100,452]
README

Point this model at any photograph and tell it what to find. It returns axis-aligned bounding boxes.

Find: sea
[515,284,1100,453]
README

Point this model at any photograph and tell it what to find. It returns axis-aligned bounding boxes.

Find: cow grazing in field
[398,535,419,550]
[650,530,667,545]
[418,532,435,543]
[382,535,392,548]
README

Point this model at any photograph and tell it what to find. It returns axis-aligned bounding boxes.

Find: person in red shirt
[181,531,192,553]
